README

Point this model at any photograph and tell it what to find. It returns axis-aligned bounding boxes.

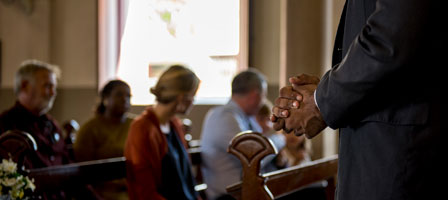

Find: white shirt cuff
[314,90,320,111]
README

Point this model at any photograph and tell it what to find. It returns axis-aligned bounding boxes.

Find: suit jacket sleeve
[316,0,437,128]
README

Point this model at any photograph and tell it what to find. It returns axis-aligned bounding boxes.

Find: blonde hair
[150,65,199,104]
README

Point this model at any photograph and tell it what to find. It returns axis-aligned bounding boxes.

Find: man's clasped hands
[270,74,327,138]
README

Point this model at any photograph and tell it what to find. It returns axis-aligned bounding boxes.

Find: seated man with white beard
[0,60,72,169]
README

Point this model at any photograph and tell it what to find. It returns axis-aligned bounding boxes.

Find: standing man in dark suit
[271,0,447,199]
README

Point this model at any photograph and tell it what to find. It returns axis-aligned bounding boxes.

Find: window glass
[117,0,241,105]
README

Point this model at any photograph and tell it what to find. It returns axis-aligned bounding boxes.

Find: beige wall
[250,0,281,85]
[0,4,2,38]
[0,0,97,127]
[284,0,325,79]
[0,0,97,88]
[0,0,51,86]
[50,0,97,88]
[333,0,345,34]
[0,0,346,152]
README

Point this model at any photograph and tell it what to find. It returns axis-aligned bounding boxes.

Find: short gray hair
[14,60,61,95]
[231,68,266,95]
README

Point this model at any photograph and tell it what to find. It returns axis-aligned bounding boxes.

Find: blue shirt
[200,100,284,199]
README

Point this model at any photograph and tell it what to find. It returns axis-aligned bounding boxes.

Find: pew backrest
[28,157,126,192]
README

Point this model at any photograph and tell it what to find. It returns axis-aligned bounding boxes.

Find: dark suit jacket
[316,0,447,199]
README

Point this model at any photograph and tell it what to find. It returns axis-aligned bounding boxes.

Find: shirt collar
[13,101,47,120]
[227,99,262,132]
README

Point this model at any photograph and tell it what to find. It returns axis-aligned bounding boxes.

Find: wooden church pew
[0,129,126,193]
[226,131,338,200]
[0,129,206,196]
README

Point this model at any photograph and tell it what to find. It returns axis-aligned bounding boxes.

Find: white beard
[39,96,55,115]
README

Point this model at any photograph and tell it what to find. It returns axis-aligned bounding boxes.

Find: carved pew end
[227,131,338,200]
[227,131,277,200]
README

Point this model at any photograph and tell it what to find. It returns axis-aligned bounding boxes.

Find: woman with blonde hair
[125,65,201,200]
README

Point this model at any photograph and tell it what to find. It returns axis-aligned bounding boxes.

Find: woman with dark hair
[125,65,201,200]
[74,79,133,200]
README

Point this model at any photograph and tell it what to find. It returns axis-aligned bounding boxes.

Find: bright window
[116,0,246,105]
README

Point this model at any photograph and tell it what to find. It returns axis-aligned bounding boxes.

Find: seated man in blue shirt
[200,69,285,200]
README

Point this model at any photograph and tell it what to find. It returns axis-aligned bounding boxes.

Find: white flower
[1,177,18,187]
[25,177,35,191]
[0,158,35,199]
[1,159,17,174]
[13,177,26,190]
